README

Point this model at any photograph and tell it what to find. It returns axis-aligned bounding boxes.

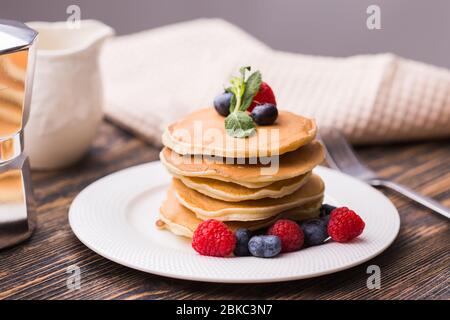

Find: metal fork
[319,128,450,219]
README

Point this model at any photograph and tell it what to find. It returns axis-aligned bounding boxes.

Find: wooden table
[0,121,449,300]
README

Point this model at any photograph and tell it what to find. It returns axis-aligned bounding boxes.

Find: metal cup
[0,20,38,249]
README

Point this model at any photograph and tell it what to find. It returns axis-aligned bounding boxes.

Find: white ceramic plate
[69,162,400,283]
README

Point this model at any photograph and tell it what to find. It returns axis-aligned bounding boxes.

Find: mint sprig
[224,66,262,138]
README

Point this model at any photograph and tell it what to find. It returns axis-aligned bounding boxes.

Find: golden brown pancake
[160,140,324,188]
[172,174,324,221]
[178,172,311,202]
[157,187,321,238]
[162,107,316,158]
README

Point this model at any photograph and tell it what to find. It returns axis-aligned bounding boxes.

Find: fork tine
[317,131,340,170]
[319,128,358,168]
[319,127,376,180]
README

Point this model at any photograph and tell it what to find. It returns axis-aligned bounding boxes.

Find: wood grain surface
[0,121,449,300]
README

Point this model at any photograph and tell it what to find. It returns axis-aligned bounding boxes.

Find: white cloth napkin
[101,18,450,145]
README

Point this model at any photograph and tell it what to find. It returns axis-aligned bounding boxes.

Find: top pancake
[162,107,317,158]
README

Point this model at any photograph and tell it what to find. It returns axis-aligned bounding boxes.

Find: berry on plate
[250,103,278,126]
[248,235,282,258]
[267,219,304,252]
[319,204,337,223]
[327,207,365,243]
[234,228,252,256]
[248,82,276,112]
[320,204,337,217]
[192,219,236,257]
[300,219,329,246]
[214,92,233,116]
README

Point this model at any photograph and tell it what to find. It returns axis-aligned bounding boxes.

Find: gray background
[2,0,449,68]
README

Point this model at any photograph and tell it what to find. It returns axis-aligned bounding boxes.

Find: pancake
[162,107,316,158]
[178,172,311,202]
[160,140,324,188]
[157,187,321,238]
[172,174,324,221]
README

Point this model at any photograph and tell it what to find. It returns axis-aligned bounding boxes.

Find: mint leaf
[229,93,236,112]
[240,71,262,111]
[225,87,237,112]
[224,111,256,138]
[228,76,245,113]
[239,66,251,80]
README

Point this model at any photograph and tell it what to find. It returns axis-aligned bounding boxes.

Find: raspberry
[327,207,365,243]
[248,82,276,112]
[267,219,304,252]
[192,219,236,257]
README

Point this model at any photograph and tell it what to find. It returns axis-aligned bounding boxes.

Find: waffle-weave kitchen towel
[101,18,450,145]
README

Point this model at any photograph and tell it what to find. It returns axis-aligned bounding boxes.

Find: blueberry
[300,219,329,246]
[250,103,278,125]
[319,204,337,224]
[234,228,252,256]
[214,92,232,116]
[248,235,281,258]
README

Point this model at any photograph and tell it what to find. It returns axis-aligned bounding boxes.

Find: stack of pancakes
[157,108,325,238]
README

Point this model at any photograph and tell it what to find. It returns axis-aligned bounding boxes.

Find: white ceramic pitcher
[24,20,114,169]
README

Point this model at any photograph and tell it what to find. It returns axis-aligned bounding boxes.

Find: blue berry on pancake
[250,103,278,125]
[214,92,232,116]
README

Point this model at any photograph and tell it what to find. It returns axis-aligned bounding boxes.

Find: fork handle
[371,179,450,219]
